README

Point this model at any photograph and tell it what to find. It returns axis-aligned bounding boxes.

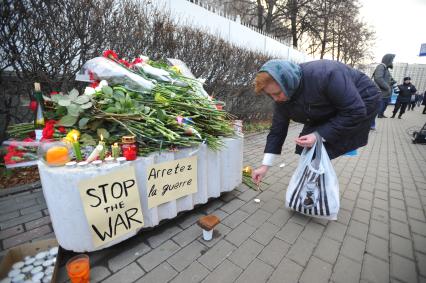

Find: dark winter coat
[397,83,417,103]
[261,59,381,159]
[422,92,426,105]
[373,54,395,98]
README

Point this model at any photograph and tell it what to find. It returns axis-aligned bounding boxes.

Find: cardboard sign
[147,155,197,208]
[78,166,144,247]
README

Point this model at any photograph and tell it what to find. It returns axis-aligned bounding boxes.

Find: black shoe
[382,114,388,118]
[398,116,402,119]
[391,115,395,118]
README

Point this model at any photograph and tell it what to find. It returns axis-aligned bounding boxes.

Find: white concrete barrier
[38,137,243,252]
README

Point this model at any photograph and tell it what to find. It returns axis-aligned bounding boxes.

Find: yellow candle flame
[113,142,118,147]
[100,134,104,141]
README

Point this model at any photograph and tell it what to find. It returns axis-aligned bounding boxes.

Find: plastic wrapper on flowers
[2,140,40,168]
[76,57,155,92]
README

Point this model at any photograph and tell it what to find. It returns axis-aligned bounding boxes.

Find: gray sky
[359,0,426,64]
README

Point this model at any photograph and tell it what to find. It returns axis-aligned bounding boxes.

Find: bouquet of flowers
[39,50,234,155]
[2,139,39,168]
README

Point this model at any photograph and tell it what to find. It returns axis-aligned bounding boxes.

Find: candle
[121,136,137,161]
[86,145,103,163]
[46,146,69,166]
[98,134,106,160]
[72,134,83,161]
[92,160,102,167]
[111,143,120,159]
[105,156,115,163]
[66,161,77,168]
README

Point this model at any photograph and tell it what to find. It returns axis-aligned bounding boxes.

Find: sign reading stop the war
[78,166,144,247]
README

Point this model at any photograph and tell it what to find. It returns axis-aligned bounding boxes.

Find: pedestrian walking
[416,93,423,107]
[373,54,395,119]
[251,59,380,183]
[391,77,417,118]
[408,92,417,111]
[422,91,426,114]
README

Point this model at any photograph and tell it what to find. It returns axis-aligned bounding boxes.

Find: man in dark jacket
[391,77,417,118]
[251,59,381,183]
[373,54,395,118]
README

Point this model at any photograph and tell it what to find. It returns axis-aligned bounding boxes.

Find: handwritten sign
[147,156,197,208]
[78,166,144,247]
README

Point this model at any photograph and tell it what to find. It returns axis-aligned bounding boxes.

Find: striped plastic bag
[285,135,339,220]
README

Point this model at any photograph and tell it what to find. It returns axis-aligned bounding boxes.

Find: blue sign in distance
[420,43,426,56]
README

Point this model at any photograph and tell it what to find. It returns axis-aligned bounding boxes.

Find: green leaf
[81,102,93,109]
[97,128,110,139]
[42,95,52,101]
[51,95,61,103]
[69,89,79,100]
[67,104,81,117]
[58,115,78,127]
[78,117,90,129]
[58,97,71,106]
[104,107,118,113]
[89,120,103,131]
[156,108,166,121]
[74,95,90,104]
[102,86,113,96]
[113,90,125,100]
[79,133,97,146]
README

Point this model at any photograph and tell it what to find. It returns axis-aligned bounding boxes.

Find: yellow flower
[64,129,81,142]
[242,166,253,175]
[170,65,181,74]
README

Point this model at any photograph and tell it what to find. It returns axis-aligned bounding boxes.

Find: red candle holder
[121,136,137,161]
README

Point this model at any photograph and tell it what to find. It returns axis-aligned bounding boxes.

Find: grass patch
[243,120,271,134]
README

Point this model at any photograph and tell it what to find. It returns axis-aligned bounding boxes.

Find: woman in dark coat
[252,59,381,183]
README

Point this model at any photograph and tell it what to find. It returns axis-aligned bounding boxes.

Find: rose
[64,129,81,142]
[103,50,118,60]
[119,59,131,68]
[29,101,37,112]
[58,126,67,134]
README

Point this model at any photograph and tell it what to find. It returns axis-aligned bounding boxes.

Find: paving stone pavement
[1,106,425,283]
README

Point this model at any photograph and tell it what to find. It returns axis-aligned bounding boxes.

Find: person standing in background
[373,54,395,119]
[391,77,417,118]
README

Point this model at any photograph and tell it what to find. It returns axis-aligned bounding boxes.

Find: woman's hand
[295,133,317,147]
[252,165,269,184]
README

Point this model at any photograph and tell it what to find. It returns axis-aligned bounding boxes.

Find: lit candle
[98,134,106,160]
[86,145,103,163]
[111,143,120,159]
[72,134,83,162]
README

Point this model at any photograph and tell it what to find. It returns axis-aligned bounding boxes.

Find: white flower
[197,77,206,84]
[84,87,96,96]
[95,80,108,91]
[138,55,150,62]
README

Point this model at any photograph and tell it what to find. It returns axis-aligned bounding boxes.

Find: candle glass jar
[121,136,137,161]
[38,141,72,166]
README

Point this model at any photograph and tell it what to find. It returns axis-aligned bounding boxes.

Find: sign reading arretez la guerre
[78,166,144,247]
[147,155,198,208]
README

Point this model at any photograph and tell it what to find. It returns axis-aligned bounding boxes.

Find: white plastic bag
[285,134,339,220]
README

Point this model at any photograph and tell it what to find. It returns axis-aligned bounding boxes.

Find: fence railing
[155,0,314,63]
